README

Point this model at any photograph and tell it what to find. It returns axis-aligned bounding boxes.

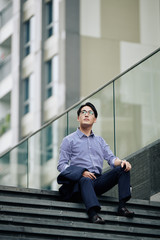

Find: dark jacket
[57,165,87,201]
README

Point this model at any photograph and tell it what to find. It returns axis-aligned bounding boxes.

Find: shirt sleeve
[100,137,118,168]
[57,137,71,172]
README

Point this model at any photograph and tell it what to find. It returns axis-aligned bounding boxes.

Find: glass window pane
[48,27,53,37]
[46,0,53,38]
[47,1,53,24]
[47,60,52,84]
[24,77,29,100]
[47,87,52,98]
[46,59,53,99]
[23,77,30,115]
[24,18,31,56]
[25,20,30,43]
[24,104,29,114]
[25,46,30,56]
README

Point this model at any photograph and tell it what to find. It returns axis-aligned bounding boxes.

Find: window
[45,55,59,99]
[23,16,35,57]
[23,77,30,115]
[46,0,53,38]
[46,59,52,98]
[24,20,30,56]
[45,0,59,39]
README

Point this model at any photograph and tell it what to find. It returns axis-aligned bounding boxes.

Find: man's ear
[94,118,97,123]
[77,116,80,122]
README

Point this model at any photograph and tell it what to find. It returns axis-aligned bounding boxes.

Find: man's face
[77,106,97,127]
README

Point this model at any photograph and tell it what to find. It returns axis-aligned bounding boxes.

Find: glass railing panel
[68,104,80,134]
[68,83,115,170]
[115,51,160,158]
[0,140,28,187]
[28,114,67,190]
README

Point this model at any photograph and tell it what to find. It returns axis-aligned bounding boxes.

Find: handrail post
[113,80,116,156]
[67,112,69,136]
[27,139,29,188]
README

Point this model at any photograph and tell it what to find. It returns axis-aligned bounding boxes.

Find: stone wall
[104,139,160,201]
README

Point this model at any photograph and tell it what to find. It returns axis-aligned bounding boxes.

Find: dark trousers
[79,166,131,211]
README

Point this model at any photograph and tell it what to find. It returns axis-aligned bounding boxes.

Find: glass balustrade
[27,114,68,190]
[115,52,160,158]
[0,48,159,201]
[0,140,28,187]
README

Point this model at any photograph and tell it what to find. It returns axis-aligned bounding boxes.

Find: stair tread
[0,223,158,240]
[0,195,159,219]
[0,186,159,207]
[0,186,160,240]
[0,215,160,236]
[0,205,160,227]
[0,196,160,216]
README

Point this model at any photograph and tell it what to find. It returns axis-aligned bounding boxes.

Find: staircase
[0,186,160,240]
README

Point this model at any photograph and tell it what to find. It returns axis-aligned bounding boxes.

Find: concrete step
[0,186,159,240]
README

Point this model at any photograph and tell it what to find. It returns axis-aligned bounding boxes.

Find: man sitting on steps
[57,102,134,224]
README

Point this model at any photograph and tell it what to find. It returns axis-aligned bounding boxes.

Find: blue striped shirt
[57,128,117,174]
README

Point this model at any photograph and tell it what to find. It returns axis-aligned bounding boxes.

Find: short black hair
[77,102,98,118]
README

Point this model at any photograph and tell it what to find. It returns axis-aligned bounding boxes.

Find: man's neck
[79,126,92,137]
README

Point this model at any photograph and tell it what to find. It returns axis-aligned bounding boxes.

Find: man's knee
[115,165,130,175]
[79,176,93,186]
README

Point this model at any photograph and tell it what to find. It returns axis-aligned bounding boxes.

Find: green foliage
[0,113,11,136]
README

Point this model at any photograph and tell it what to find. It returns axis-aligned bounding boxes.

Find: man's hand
[121,160,131,172]
[82,171,96,179]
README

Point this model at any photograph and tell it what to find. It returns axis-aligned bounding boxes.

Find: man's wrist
[121,159,126,164]
[121,160,124,165]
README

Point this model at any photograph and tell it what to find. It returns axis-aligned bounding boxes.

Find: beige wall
[81,37,120,97]
[80,0,140,98]
[101,0,140,42]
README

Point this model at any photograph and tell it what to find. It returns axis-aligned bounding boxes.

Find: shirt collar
[76,128,95,138]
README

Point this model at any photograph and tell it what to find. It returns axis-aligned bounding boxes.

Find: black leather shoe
[90,214,105,224]
[117,207,135,218]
